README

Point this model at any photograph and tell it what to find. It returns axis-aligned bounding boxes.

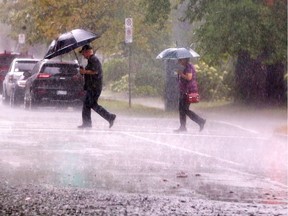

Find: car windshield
[41,64,78,75]
[15,61,38,72]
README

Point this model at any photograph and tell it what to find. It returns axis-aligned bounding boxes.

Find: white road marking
[121,132,288,189]
[212,120,259,134]
[0,127,268,140]
[121,132,243,167]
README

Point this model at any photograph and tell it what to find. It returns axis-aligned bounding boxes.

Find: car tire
[10,94,15,107]
[9,89,17,107]
[24,91,37,110]
[2,87,10,104]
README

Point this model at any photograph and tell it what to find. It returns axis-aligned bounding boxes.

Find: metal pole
[128,44,132,108]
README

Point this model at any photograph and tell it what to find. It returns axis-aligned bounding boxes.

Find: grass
[98,98,172,117]
[99,98,287,118]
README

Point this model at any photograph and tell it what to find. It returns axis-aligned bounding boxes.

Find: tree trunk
[266,63,287,105]
[235,51,286,105]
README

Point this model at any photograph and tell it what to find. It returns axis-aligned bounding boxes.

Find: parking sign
[125,18,133,43]
[18,34,25,44]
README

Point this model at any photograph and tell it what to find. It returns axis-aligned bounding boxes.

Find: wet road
[0,102,287,206]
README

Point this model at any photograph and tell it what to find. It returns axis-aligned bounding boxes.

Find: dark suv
[23,59,85,109]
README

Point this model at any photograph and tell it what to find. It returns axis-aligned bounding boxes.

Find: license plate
[57,90,67,95]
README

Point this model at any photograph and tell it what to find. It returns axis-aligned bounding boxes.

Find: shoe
[78,124,92,129]
[199,119,206,132]
[174,127,187,133]
[109,114,116,128]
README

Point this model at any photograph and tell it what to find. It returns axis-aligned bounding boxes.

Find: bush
[135,85,158,96]
[195,61,233,101]
[110,74,131,93]
[134,67,164,96]
[108,59,165,97]
[103,58,128,84]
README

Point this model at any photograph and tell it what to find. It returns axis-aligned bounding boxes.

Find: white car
[2,58,40,106]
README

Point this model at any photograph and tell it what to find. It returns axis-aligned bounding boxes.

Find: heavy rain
[0,1,287,215]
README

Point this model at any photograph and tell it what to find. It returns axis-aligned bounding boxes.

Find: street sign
[18,34,25,44]
[125,18,133,27]
[125,18,133,44]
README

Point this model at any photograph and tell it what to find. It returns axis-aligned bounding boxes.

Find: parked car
[23,59,85,109]
[2,58,40,106]
[0,50,33,94]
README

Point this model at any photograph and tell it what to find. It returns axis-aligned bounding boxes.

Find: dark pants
[179,93,204,128]
[82,90,113,126]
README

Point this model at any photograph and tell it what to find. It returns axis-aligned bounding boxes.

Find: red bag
[186,92,200,103]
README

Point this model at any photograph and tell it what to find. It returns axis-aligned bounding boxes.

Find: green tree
[142,0,287,105]
[0,0,172,96]
[0,0,124,52]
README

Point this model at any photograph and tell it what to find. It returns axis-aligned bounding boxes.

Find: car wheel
[2,88,10,104]
[10,89,22,107]
[23,94,30,110]
[10,94,15,107]
[9,89,17,107]
[24,91,34,110]
[25,94,38,110]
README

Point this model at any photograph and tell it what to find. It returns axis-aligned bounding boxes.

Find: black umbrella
[44,29,100,60]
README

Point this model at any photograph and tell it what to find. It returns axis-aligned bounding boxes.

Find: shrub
[195,61,233,101]
[110,74,131,93]
[103,58,128,84]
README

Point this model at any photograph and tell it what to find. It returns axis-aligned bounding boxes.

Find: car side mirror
[23,71,31,77]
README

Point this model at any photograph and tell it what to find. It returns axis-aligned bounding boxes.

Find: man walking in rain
[78,44,116,129]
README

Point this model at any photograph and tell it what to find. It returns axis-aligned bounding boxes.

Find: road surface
[0,101,287,215]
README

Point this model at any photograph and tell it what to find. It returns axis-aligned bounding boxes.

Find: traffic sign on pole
[125,18,133,44]
[125,18,133,27]
[18,34,25,44]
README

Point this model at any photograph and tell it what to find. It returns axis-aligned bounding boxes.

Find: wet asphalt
[0,99,287,215]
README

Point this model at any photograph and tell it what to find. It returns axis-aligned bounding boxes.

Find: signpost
[18,34,25,44]
[125,18,133,44]
[125,18,133,107]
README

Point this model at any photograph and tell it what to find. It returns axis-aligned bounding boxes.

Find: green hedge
[104,58,233,100]
[103,58,128,84]
[196,61,233,101]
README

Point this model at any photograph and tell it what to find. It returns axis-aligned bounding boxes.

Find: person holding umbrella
[78,44,116,129]
[175,57,206,132]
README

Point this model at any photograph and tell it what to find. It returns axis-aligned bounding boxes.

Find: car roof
[12,58,41,62]
[40,59,79,65]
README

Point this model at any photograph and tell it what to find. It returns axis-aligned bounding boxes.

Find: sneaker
[77,124,92,129]
[174,127,187,133]
[199,119,206,132]
[109,114,116,128]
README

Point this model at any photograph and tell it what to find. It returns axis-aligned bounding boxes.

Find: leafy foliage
[140,0,171,29]
[0,0,171,56]
[0,0,171,98]
[141,0,287,104]
[110,74,130,93]
[195,61,233,101]
[103,58,128,84]
[140,0,287,65]
[180,0,287,65]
